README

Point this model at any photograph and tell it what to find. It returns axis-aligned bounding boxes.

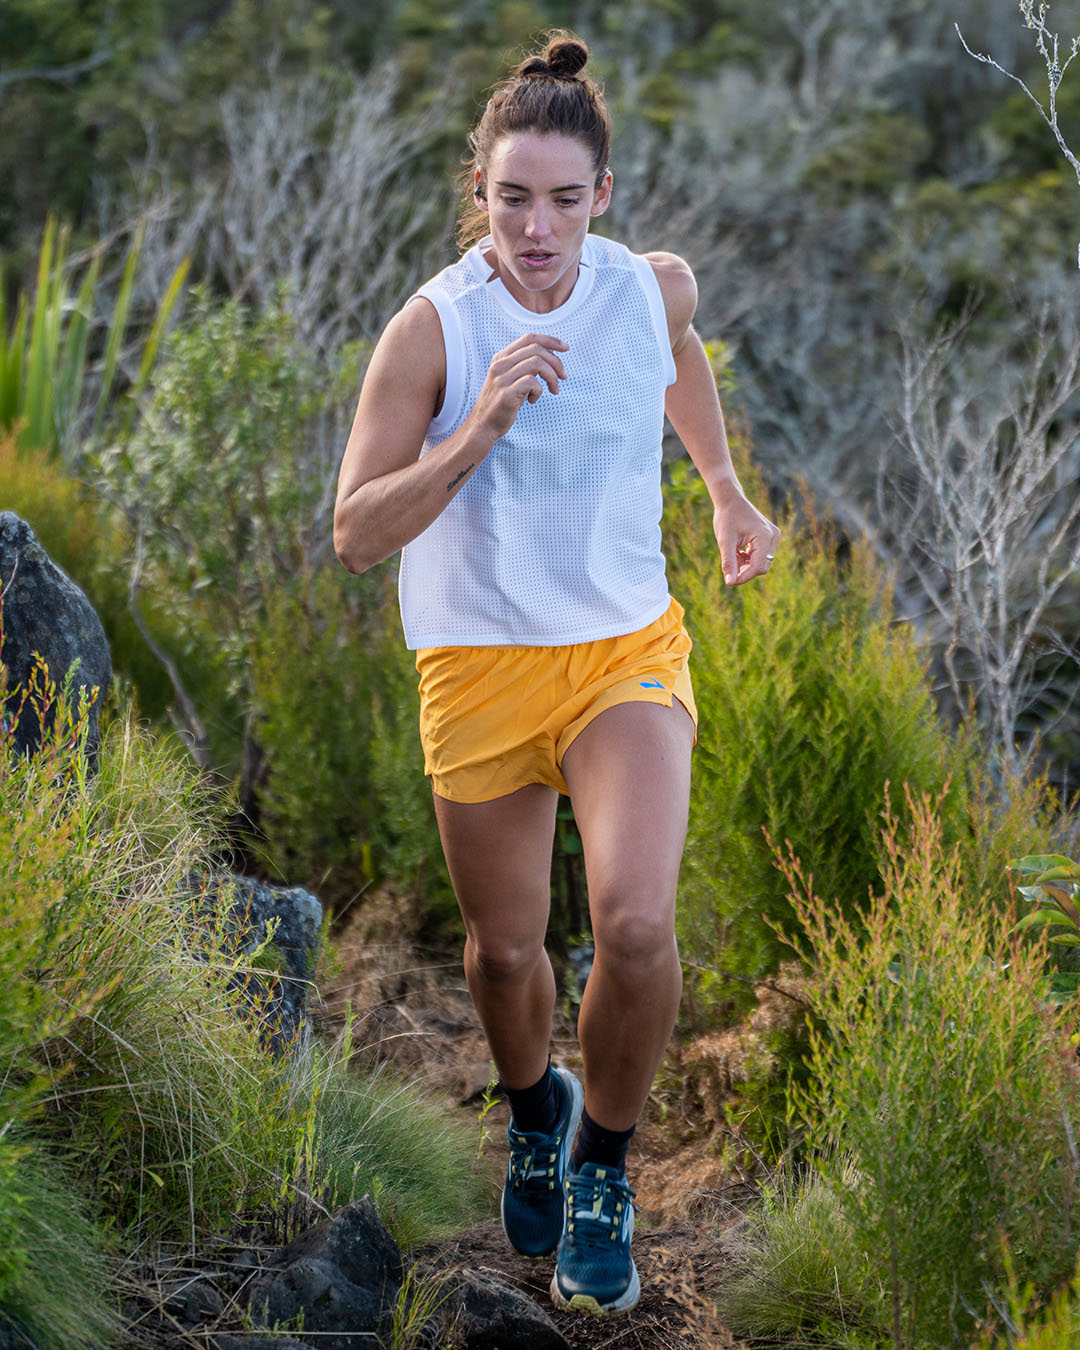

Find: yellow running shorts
[415,597,697,803]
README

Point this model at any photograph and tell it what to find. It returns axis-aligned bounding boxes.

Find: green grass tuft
[0,658,482,1337]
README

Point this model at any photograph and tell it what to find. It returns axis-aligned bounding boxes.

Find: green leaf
[1036,866,1080,884]
[1049,933,1080,947]
[23,214,57,451]
[1014,909,1062,932]
[1009,854,1076,877]
[94,220,143,433]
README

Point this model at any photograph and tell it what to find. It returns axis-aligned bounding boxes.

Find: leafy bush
[366,617,455,926]
[1010,852,1080,1002]
[92,287,360,727]
[0,647,482,1337]
[974,1251,1080,1348]
[250,570,451,918]
[90,287,450,911]
[664,444,1072,1009]
[665,454,958,989]
[771,790,1080,1347]
[0,1147,118,1350]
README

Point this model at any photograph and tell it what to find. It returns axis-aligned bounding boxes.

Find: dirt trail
[323,900,750,1349]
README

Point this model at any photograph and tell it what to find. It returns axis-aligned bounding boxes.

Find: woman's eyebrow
[494,179,589,192]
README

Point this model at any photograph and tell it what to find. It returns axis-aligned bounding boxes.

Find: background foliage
[0,670,480,1345]
[2,2,1080,1339]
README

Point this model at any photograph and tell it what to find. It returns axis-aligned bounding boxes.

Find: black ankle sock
[503,1061,559,1135]
[572,1107,635,1175]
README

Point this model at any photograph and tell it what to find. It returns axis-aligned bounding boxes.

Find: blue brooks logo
[639,679,664,689]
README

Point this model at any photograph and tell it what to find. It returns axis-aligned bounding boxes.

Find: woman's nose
[524,204,551,238]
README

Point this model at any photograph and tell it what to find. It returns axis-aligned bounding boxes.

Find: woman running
[334,32,779,1317]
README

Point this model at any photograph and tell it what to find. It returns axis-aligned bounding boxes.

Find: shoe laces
[507,1129,561,1193]
[565,1168,635,1248]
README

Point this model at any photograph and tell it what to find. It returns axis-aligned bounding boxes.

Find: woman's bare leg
[433,783,559,1090]
[560,700,694,1130]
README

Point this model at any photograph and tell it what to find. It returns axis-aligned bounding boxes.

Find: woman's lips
[520,252,556,269]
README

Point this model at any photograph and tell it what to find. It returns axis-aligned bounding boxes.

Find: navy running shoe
[550,1162,639,1315]
[500,1065,583,1258]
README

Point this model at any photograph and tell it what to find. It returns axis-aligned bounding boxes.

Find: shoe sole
[501,1067,584,1259]
[549,1262,641,1316]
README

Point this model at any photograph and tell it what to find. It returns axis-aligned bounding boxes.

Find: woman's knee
[591,896,677,974]
[465,932,547,985]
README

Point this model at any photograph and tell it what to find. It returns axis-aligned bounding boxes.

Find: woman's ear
[590,168,613,217]
[474,168,489,212]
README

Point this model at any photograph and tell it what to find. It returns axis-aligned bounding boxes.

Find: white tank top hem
[398,233,677,650]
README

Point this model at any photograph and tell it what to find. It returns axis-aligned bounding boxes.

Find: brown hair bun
[518,56,552,77]
[545,37,589,78]
[518,36,589,80]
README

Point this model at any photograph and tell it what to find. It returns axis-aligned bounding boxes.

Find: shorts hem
[428,768,566,804]
[556,686,697,766]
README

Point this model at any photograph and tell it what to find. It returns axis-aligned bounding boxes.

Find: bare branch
[881,296,1080,764]
[0,47,115,100]
[956,7,1080,264]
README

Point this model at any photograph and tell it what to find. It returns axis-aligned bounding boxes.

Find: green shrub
[717,1158,878,1345]
[91,289,365,744]
[664,450,1071,1007]
[778,789,1080,1347]
[1009,852,1080,1002]
[975,1250,1080,1348]
[0,1146,118,1349]
[89,289,448,903]
[250,570,452,919]
[665,456,958,990]
[89,282,456,911]
[0,647,482,1337]
[366,614,455,927]
[249,569,382,895]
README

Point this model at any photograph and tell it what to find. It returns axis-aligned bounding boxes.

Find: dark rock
[0,512,111,760]
[190,871,323,1053]
[248,1198,403,1348]
[453,1267,569,1349]
[167,1276,224,1325]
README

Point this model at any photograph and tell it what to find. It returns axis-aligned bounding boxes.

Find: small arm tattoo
[447,464,474,493]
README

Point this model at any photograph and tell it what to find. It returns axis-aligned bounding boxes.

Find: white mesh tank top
[398,233,677,648]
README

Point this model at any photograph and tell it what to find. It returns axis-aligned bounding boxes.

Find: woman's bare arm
[648,251,780,585]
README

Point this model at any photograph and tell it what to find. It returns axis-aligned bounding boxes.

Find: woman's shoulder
[642,251,697,340]
[642,251,695,293]
[368,294,446,404]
